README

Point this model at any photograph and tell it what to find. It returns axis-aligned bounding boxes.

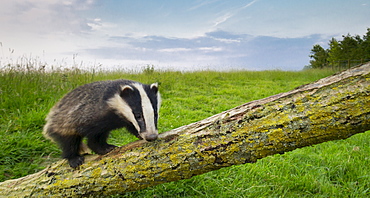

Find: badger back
[106,82,161,141]
[43,81,111,138]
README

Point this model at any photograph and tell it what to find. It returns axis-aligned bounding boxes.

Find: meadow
[0,64,369,197]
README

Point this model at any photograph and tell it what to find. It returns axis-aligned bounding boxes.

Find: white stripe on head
[151,83,161,113]
[106,85,140,132]
[132,83,157,133]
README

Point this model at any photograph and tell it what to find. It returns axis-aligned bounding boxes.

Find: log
[1,63,369,197]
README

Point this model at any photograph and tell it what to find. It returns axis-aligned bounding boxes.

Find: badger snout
[143,133,158,141]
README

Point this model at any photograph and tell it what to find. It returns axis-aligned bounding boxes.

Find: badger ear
[150,82,159,93]
[120,85,134,97]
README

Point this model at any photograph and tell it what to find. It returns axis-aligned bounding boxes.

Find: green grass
[1,65,369,197]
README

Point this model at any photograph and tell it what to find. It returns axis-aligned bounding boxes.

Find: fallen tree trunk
[1,63,370,197]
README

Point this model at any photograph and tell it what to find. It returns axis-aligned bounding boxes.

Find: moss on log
[1,63,370,197]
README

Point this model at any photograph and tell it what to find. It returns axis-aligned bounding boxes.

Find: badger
[43,79,161,168]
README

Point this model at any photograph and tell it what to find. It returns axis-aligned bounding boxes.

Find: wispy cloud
[241,0,259,9]
[188,0,220,11]
[212,0,259,27]
[213,13,234,27]
[158,48,192,53]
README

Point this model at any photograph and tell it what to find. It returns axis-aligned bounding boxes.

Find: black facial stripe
[119,85,146,133]
[143,85,159,128]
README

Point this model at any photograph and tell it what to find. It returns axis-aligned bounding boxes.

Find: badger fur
[43,79,161,168]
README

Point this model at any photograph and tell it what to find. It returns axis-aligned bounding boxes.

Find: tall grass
[1,63,369,197]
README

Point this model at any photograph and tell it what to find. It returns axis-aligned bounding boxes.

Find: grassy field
[0,65,369,197]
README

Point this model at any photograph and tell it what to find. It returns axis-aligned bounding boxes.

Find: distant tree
[309,44,328,68]
[327,38,341,66]
[340,34,361,60]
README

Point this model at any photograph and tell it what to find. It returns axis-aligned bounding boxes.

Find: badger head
[107,82,161,141]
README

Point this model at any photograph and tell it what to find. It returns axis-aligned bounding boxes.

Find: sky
[1,0,370,71]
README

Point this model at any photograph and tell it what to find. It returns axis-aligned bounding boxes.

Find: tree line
[308,28,370,69]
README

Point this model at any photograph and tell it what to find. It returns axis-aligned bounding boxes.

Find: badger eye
[135,113,143,121]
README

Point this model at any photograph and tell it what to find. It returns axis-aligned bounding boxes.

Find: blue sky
[1,0,369,71]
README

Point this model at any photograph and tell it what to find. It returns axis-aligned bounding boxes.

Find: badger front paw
[68,155,84,168]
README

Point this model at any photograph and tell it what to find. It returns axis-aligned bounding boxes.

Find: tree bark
[1,63,370,197]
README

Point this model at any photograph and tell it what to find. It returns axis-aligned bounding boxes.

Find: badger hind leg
[48,132,85,168]
[62,135,85,168]
[86,130,116,155]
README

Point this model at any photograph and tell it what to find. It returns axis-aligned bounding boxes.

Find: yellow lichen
[91,167,102,178]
